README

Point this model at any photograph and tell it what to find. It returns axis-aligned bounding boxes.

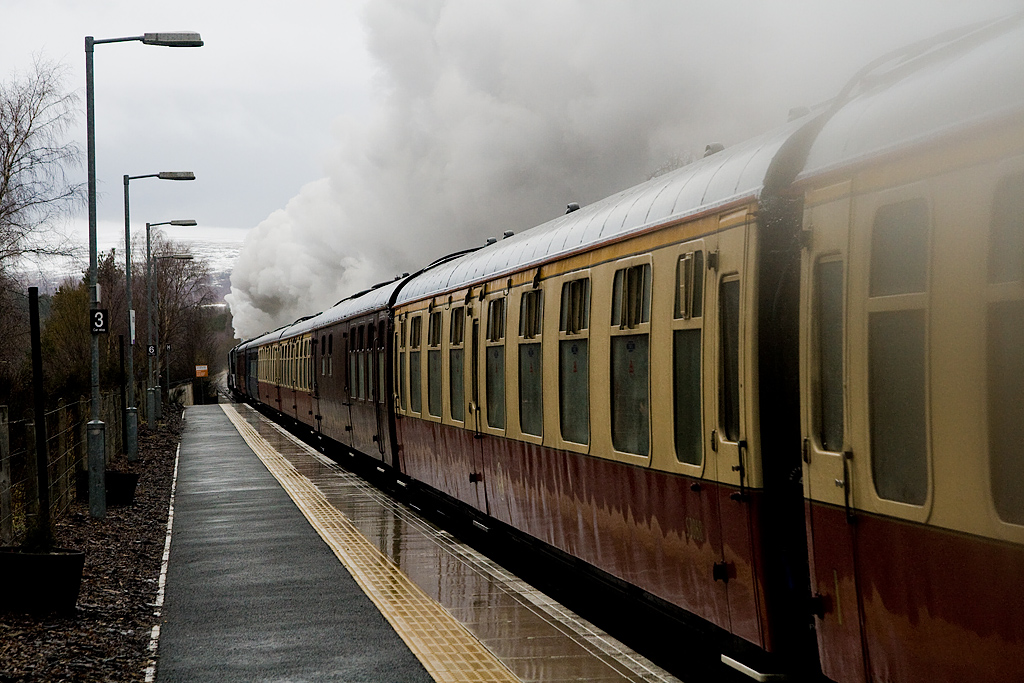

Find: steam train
[229,15,1024,682]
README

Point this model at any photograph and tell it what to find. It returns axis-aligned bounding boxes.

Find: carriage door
[799,181,866,682]
[710,214,763,646]
[312,334,323,434]
[373,314,390,458]
[467,295,490,513]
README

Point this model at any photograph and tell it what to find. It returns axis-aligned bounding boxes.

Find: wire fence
[0,391,126,546]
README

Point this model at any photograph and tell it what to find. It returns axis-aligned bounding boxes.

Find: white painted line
[144,442,181,683]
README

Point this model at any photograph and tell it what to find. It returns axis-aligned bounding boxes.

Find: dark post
[119,335,128,454]
[29,287,52,548]
[0,406,11,544]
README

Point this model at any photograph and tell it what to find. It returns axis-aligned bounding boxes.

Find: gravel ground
[0,411,183,683]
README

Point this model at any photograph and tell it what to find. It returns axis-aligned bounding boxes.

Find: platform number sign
[147,345,157,357]
[90,309,109,334]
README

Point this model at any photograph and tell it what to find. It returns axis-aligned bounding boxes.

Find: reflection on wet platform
[231,403,681,683]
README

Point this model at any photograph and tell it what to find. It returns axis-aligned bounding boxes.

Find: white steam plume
[227,0,1019,339]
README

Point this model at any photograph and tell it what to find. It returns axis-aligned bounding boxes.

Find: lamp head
[143,32,204,48]
[170,220,198,226]
[158,171,195,181]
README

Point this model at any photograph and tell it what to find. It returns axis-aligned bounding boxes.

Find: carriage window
[869,311,927,505]
[870,199,929,296]
[366,325,375,400]
[611,334,649,454]
[612,264,652,328]
[328,334,333,377]
[428,312,442,347]
[559,277,589,444]
[519,343,542,436]
[450,308,465,422]
[675,251,704,319]
[486,345,505,429]
[988,171,1024,284]
[520,290,542,339]
[559,340,588,444]
[486,298,506,429]
[516,290,540,436]
[988,172,1024,524]
[519,290,543,436]
[427,312,442,417]
[719,278,741,442]
[409,316,422,414]
[988,302,1024,524]
[487,298,506,342]
[560,278,590,334]
[398,342,407,412]
[350,331,361,400]
[450,307,465,345]
[410,316,422,348]
[673,329,702,465]
[378,330,385,405]
[869,199,929,506]
[818,260,845,452]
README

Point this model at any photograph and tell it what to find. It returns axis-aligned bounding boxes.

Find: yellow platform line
[220,404,520,683]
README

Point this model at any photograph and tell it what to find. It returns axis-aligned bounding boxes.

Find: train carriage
[792,17,1024,683]
[227,14,1024,682]
[389,117,815,661]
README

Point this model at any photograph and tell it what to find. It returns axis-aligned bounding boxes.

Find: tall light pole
[146,221,196,428]
[123,171,194,460]
[86,31,202,519]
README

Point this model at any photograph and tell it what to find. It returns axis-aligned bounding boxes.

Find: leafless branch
[0,56,84,270]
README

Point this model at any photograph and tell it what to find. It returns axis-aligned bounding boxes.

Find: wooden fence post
[23,414,39,536]
[0,406,11,544]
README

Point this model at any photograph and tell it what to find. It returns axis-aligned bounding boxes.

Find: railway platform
[153,403,682,683]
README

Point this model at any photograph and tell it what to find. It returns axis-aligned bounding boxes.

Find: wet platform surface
[158,403,682,682]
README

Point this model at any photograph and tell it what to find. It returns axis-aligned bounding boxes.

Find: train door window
[359,326,368,400]
[519,290,543,436]
[987,171,1024,525]
[377,331,385,405]
[719,277,742,443]
[409,316,422,414]
[427,311,442,417]
[673,249,704,465]
[349,331,358,399]
[485,297,506,429]
[675,251,704,319]
[397,321,406,412]
[817,259,845,452]
[367,324,376,400]
[559,277,590,445]
[868,198,929,506]
[328,334,333,377]
[449,307,466,422]
[611,263,651,455]
[612,263,652,328]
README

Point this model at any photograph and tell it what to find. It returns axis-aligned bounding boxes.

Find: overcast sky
[2,1,1019,338]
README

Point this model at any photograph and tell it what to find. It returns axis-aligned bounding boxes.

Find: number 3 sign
[91,309,109,334]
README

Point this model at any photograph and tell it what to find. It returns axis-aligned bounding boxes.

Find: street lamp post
[86,31,202,519]
[122,171,194,460]
[146,221,196,428]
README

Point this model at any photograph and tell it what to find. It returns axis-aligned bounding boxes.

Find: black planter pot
[75,470,140,506]
[0,547,86,614]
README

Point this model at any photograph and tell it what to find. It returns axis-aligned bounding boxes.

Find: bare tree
[0,57,83,267]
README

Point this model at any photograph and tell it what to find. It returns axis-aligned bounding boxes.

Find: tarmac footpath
[154,404,511,682]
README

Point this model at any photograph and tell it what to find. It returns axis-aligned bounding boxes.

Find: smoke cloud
[227,0,1018,339]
